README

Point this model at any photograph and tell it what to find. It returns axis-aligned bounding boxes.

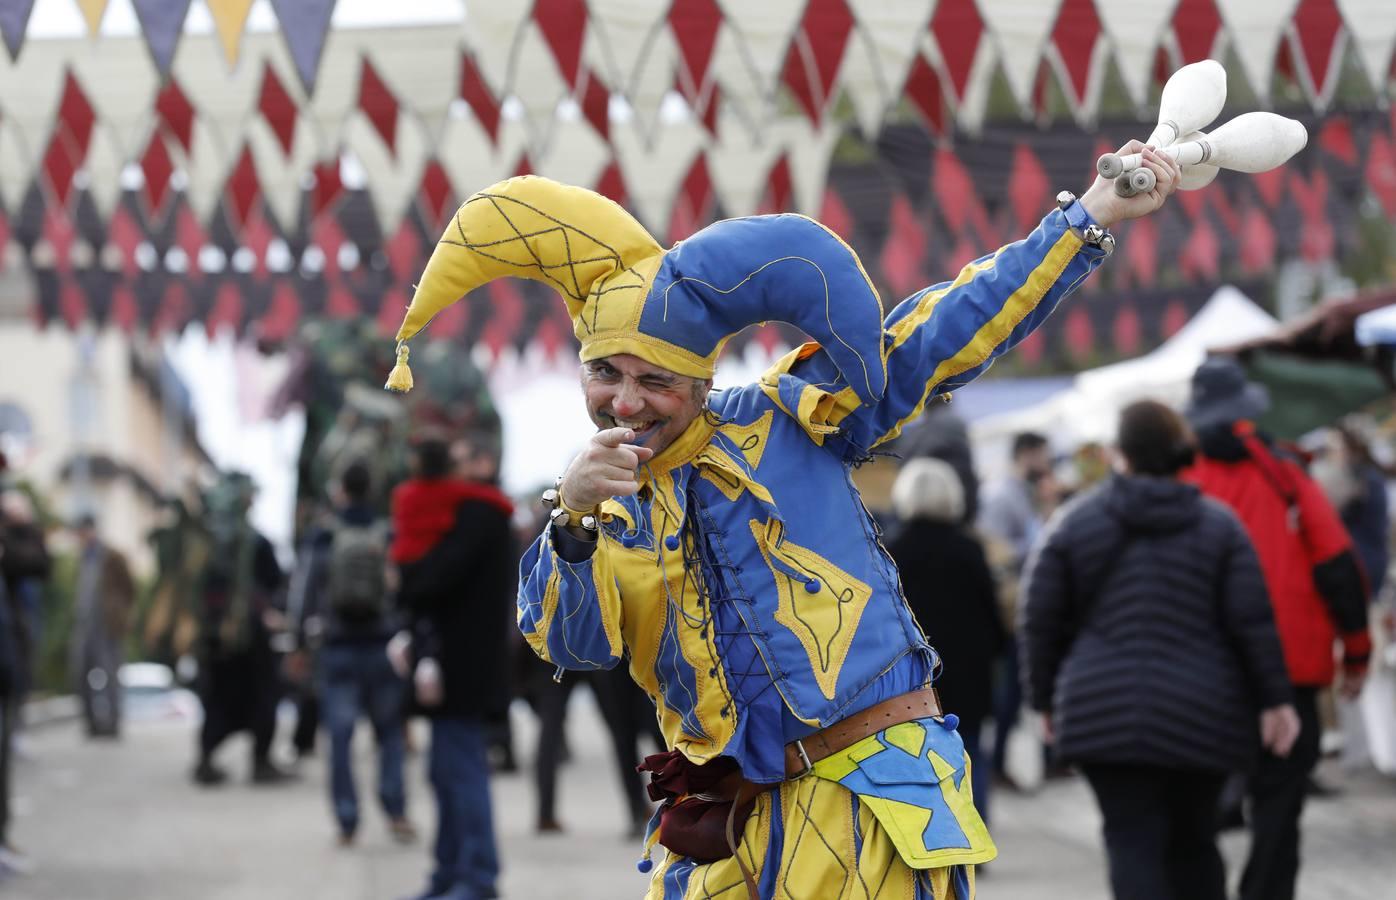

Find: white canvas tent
[971,286,1279,459]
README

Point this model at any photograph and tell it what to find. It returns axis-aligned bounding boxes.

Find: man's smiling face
[581,354,711,456]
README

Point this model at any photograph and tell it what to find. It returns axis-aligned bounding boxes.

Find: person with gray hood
[1021,400,1298,900]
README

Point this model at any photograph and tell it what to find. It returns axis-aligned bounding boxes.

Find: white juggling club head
[1145,59,1227,148]
[1098,59,1227,179]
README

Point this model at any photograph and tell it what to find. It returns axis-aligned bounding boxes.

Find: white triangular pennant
[585,0,671,95]
[0,117,31,214]
[436,113,528,199]
[246,116,321,230]
[709,23,767,140]
[82,123,125,219]
[621,30,677,144]
[304,26,362,148]
[1096,0,1178,109]
[611,120,704,232]
[0,39,69,191]
[70,35,160,158]
[1335,0,1396,97]
[781,119,841,215]
[463,0,533,96]
[708,113,787,217]
[181,119,230,225]
[534,118,610,190]
[360,26,461,146]
[713,0,805,104]
[511,23,572,136]
[344,111,429,234]
[171,31,263,154]
[1215,0,1302,102]
[841,0,937,137]
[983,0,1063,112]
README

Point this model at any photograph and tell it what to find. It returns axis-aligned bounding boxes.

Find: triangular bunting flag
[131,0,193,77]
[1096,0,1175,108]
[0,0,35,62]
[841,0,936,136]
[208,0,256,66]
[1216,0,1302,101]
[77,0,110,38]
[983,0,1063,111]
[1288,0,1347,110]
[269,0,337,96]
[781,0,855,123]
[1336,0,1396,97]
[534,0,589,89]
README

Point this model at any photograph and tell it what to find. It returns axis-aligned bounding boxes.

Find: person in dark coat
[392,436,515,900]
[192,473,290,786]
[1021,400,1299,900]
[885,457,1004,823]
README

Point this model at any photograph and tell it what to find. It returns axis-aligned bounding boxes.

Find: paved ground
[5,689,1395,899]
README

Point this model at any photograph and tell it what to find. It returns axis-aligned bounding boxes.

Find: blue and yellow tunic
[518,209,1105,899]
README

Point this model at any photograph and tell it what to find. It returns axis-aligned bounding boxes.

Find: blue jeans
[429,716,499,897]
[318,641,407,834]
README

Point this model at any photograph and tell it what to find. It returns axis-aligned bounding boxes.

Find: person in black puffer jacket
[1020,400,1298,900]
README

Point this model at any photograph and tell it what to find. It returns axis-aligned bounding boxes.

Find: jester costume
[388,176,1109,899]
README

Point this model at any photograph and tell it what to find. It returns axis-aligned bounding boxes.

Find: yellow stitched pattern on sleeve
[875,229,1081,447]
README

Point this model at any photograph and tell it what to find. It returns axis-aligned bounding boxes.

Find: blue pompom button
[636,857,654,873]
[664,534,681,551]
[804,578,821,593]
[939,713,960,731]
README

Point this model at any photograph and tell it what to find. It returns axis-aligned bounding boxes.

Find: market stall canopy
[971,285,1279,449]
[1218,287,1396,438]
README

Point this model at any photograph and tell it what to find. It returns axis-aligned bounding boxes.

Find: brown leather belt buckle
[788,740,813,779]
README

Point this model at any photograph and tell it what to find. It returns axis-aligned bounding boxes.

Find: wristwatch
[1056,190,1115,256]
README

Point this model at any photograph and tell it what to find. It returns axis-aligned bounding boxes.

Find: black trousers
[1241,686,1321,900]
[1082,763,1228,900]
[198,647,279,765]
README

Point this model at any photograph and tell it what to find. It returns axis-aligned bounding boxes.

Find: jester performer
[385,142,1181,899]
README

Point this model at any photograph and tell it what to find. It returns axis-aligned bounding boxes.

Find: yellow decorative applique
[750,518,872,700]
[718,410,774,469]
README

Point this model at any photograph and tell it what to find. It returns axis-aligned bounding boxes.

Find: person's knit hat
[384,176,888,404]
[1184,356,1270,428]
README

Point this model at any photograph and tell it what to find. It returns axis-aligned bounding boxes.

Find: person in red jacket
[1183,356,1371,900]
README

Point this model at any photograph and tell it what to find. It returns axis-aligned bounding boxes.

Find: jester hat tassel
[385,175,888,405]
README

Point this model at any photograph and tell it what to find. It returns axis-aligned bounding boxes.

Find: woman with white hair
[886,457,1006,824]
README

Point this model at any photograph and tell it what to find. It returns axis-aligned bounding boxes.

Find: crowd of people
[0,359,1393,898]
[0,170,1392,899]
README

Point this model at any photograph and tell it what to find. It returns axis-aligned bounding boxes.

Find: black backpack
[326,520,389,621]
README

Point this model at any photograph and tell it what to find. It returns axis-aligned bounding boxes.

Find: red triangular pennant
[929,0,984,101]
[533,0,589,88]
[358,58,399,154]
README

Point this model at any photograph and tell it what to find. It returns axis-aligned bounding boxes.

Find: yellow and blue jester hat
[384,175,887,404]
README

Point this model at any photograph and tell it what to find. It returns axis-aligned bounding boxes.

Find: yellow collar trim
[642,413,717,478]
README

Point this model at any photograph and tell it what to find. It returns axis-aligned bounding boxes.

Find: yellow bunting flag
[207,0,256,66]
[76,0,109,37]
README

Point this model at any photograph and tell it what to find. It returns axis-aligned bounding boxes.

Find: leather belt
[783,687,942,779]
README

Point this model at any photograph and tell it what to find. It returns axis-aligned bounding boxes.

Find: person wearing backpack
[1021,400,1298,900]
[304,461,415,846]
